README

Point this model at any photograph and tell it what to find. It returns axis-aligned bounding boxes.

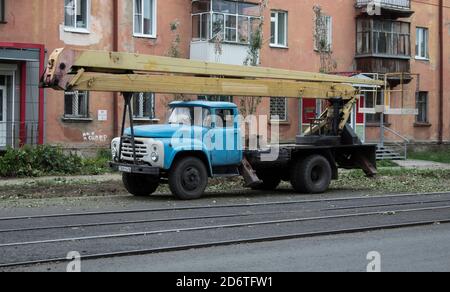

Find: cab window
[215,109,235,128]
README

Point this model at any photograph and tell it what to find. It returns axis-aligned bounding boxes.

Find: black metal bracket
[118,92,137,165]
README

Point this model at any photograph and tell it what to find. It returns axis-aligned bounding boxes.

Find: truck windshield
[168,107,211,127]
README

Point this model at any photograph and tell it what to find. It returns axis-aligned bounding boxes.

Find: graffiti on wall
[83,132,108,143]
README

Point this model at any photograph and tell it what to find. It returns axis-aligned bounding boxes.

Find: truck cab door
[209,108,242,166]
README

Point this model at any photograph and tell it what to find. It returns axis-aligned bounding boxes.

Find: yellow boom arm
[41,48,382,100]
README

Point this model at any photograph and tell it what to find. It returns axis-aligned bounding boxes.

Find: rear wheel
[122,173,159,197]
[169,157,208,200]
[251,171,281,191]
[290,155,332,194]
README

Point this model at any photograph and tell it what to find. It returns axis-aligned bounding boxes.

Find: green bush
[0,146,110,178]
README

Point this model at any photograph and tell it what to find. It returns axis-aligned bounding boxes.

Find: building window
[314,15,332,52]
[134,0,156,38]
[192,0,261,44]
[270,11,287,47]
[416,27,429,60]
[356,19,410,57]
[365,91,383,124]
[0,0,5,23]
[64,91,89,118]
[270,97,287,121]
[133,93,156,120]
[416,91,428,123]
[64,0,89,31]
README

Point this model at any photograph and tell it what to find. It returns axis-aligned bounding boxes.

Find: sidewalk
[395,159,450,170]
[0,173,122,187]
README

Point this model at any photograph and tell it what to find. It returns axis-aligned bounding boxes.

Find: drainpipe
[438,0,444,144]
[113,0,120,137]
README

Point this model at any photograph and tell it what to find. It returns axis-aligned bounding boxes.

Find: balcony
[355,18,412,85]
[190,0,261,65]
[356,0,414,18]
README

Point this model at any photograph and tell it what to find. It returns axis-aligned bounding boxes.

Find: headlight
[150,152,159,162]
[111,138,120,161]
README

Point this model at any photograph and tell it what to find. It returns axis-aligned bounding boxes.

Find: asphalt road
[1,190,450,272]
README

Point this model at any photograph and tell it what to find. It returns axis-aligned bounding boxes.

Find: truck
[41,48,381,200]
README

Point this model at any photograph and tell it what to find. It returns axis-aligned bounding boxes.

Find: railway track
[1,191,448,222]
[1,196,450,234]
[1,192,449,269]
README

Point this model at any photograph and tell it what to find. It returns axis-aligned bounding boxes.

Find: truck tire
[169,157,208,200]
[122,173,159,197]
[251,172,281,191]
[290,155,332,194]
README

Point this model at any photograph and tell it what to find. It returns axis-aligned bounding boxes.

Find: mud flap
[239,158,262,188]
[354,152,378,177]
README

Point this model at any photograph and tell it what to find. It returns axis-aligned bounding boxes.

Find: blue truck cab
[111,101,244,199]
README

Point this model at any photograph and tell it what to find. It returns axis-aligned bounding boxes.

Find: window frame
[270,97,288,122]
[192,0,261,45]
[0,0,6,23]
[314,15,333,52]
[64,0,91,34]
[356,18,411,58]
[270,10,288,48]
[415,27,429,60]
[214,108,235,128]
[132,92,156,120]
[133,0,157,39]
[64,90,90,120]
[416,91,429,123]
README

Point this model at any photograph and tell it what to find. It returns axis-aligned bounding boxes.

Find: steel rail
[1,197,450,234]
[1,205,449,248]
[0,191,449,222]
[1,218,449,269]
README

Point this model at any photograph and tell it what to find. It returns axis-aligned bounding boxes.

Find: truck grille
[120,139,148,161]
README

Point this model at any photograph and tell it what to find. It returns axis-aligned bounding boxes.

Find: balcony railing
[356,0,411,10]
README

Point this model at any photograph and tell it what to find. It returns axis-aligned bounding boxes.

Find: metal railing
[356,0,411,9]
[0,122,40,149]
[381,126,410,160]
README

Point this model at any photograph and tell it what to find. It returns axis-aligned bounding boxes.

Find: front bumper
[109,162,160,176]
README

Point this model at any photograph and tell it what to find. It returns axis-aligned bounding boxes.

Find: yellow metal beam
[72,50,383,85]
[69,73,359,99]
[41,48,384,91]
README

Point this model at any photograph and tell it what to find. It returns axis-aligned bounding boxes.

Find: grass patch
[331,168,450,194]
[408,149,450,164]
[376,160,399,167]
[0,146,111,178]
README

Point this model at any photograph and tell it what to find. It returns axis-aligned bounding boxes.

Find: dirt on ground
[0,180,127,200]
[0,177,246,200]
[2,168,450,201]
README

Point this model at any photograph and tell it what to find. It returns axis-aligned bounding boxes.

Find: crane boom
[41,48,382,99]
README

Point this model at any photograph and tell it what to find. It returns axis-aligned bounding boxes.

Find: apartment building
[0,0,448,153]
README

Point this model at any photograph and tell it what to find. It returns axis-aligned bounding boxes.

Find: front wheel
[169,157,208,200]
[122,173,159,197]
[290,155,332,194]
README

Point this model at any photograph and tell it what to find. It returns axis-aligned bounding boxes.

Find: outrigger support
[118,92,137,164]
[110,92,159,175]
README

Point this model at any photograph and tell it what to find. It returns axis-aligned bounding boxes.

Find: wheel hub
[182,167,200,191]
